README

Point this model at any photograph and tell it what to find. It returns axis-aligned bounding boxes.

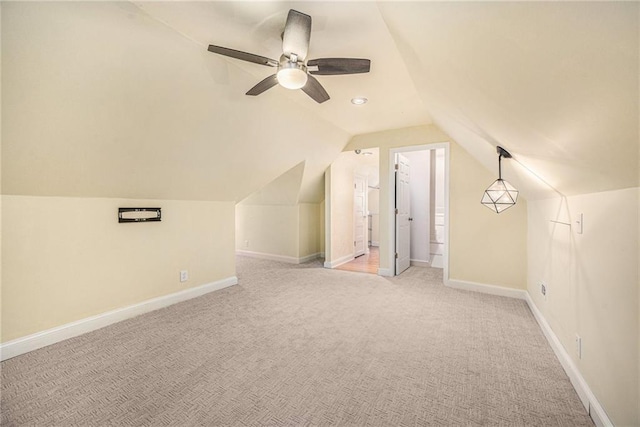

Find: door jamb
[386,143,450,279]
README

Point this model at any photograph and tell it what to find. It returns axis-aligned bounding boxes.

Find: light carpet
[1,257,592,426]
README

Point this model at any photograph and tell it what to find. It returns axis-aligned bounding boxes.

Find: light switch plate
[575,213,583,234]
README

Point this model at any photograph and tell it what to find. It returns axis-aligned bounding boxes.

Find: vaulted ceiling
[379,2,639,198]
[2,2,638,203]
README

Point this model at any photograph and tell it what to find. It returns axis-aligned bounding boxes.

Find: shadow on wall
[527,188,639,426]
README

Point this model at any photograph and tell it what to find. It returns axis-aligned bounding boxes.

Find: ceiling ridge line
[128,1,207,49]
[433,106,566,198]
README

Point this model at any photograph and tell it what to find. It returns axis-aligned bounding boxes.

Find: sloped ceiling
[3,2,638,203]
[1,2,353,203]
[378,1,639,198]
[239,161,305,206]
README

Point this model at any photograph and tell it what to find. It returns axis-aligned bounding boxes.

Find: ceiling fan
[207,9,371,104]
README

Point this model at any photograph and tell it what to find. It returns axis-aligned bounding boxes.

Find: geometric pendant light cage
[481,146,519,213]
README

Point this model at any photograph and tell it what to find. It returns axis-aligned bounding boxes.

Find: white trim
[323,253,354,269]
[236,250,318,265]
[445,278,527,300]
[377,268,394,277]
[0,276,238,361]
[525,294,612,427]
[370,241,379,247]
[298,253,321,264]
[410,259,430,268]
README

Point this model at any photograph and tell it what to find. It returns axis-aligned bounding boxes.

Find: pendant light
[481,146,518,213]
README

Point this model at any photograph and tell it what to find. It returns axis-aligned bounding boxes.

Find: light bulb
[277,68,308,90]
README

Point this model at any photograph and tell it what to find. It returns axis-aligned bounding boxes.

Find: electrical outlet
[575,334,582,359]
[540,282,547,300]
[180,270,189,283]
[244,240,249,248]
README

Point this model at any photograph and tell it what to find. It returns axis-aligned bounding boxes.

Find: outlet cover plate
[180,270,189,282]
[540,282,547,301]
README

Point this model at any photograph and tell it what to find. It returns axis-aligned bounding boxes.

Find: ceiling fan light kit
[207,9,371,103]
[481,146,519,214]
[276,62,308,90]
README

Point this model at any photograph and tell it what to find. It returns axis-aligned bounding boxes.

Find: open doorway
[324,148,380,274]
[336,169,380,274]
[390,144,448,277]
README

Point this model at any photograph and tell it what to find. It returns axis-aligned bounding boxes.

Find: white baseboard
[377,268,394,277]
[371,241,379,247]
[320,252,326,258]
[0,276,238,361]
[445,278,527,300]
[298,253,321,264]
[430,254,444,268]
[323,253,354,269]
[525,294,612,427]
[236,250,318,265]
[410,259,430,267]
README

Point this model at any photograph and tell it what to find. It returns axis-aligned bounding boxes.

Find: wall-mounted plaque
[118,207,161,223]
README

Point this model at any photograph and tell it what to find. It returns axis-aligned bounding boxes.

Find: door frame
[386,143,450,278]
[353,173,367,258]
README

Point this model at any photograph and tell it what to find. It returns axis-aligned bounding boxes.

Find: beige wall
[298,203,321,259]
[346,125,527,289]
[235,203,321,260]
[235,205,298,258]
[637,7,640,418]
[448,143,527,288]
[326,157,356,264]
[2,195,235,343]
[0,4,3,343]
[3,2,345,345]
[527,188,639,426]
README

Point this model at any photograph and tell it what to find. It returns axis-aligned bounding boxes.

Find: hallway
[335,247,380,275]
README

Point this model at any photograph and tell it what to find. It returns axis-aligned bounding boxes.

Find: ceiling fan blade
[307,58,371,75]
[282,10,311,61]
[301,75,330,104]
[246,74,279,96]
[208,45,278,67]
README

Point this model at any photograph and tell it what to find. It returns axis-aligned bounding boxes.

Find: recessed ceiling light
[351,97,368,105]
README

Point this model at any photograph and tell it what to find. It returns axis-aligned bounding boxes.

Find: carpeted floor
[1,257,592,426]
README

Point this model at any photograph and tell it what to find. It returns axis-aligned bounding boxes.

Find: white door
[395,154,411,275]
[354,175,367,257]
